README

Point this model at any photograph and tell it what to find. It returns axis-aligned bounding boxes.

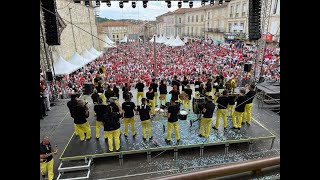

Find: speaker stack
[248,0,261,41]
[41,0,61,45]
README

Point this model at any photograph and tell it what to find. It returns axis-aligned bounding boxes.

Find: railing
[150,156,280,180]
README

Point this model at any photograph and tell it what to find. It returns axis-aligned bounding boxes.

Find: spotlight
[210,0,214,6]
[132,1,136,8]
[178,1,182,8]
[85,1,90,6]
[189,1,193,8]
[166,1,171,8]
[106,0,111,7]
[143,1,148,8]
[96,1,100,7]
[119,1,124,8]
[201,1,205,6]
[219,0,223,5]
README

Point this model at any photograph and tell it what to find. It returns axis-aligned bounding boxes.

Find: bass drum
[179,110,188,120]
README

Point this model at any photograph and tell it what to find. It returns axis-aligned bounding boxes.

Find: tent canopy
[89,47,102,57]
[170,35,185,47]
[164,35,175,45]
[53,56,79,75]
[150,35,158,43]
[82,49,97,63]
[160,36,169,43]
[120,35,128,43]
[68,52,87,67]
[105,35,115,45]
[156,35,163,43]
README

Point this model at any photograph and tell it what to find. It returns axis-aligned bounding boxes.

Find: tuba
[98,66,106,76]
[225,79,237,93]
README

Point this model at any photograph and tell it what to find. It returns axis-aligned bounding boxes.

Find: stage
[59,114,276,164]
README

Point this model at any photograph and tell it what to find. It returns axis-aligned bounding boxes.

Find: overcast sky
[98,1,202,21]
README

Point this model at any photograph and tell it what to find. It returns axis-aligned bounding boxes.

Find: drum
[179,110,188,120]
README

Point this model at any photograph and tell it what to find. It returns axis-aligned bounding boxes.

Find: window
[179,17,181,23]
[196,15,198,22]
[214,10,218,17]
[273,0,278,14]
[236,4,240,17]
[113,35,115,39]
[233,23,237,32]
[192,16,194,22]
[117,35,119,38]
[214,20,218,28]
[230,6,234,17]
[228,23,232,32]
[208,12,210,19]
[188,16,190,22]
[187,27,189,36]
[221,9,225,17]
[242,3,247,16]
[201,14,204,22]
[191,27,193,36]
[220,21,224,30]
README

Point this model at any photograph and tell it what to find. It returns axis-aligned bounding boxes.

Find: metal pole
[154,35,157,78]
[88,7,94,47]
[69,7,78,52]
[40,20,51,72]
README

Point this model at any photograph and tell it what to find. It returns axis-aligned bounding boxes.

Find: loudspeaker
[83,83,94,95]
[248,0,261,41]
[244,64,252,72]
[41,0,60,45]
[46,71,53,81]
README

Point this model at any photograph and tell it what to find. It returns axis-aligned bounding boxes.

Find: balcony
[224,32,248,40]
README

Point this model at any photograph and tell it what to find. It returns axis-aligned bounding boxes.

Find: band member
[214,90,229,130]
[94,94,108,139]
[205,78,212,97]
[102,106,122,152]
[135,80,145,106]
[159,80,168,106]
[96,82,104,93]
[232,89,247,129]
[91,89,99,104]
[166,98,180,143]
[122,95,136,137]
[112,85,120,106]
[73,99,91,141]
[181,76,189,92]
[199,96,215,138]
[194,77,202,89]
[146,87,155,115]
[199,83,206,97]
[150,79,159,107]
[242,84,256,125]
[40,93,48,119]
[104,85,114,101]
[169,85,180,102]
[137,98,153,140]
[171,75,180,92]
[67,93,80,136]
[228,93,237,116]
[40,136,57,180]
[183,85,192,111]
[122,83,131,101]
[107,97,120,113]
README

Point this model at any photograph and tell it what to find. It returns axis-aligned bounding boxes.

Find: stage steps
[57,158,92,180]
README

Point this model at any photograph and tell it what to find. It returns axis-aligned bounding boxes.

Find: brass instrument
[225,79,237,93]
[98,66,106,75]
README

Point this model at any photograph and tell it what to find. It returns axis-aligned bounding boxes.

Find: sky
[98,1,202,21]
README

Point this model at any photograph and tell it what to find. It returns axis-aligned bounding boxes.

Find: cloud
[98,1,203,21]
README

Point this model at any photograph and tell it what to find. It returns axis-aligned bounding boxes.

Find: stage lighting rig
[143,1,148,8]
[219,0,223,5]
[178,1,182,8]
[189,1,193,8]
[132,1,136,8]
[85,1,90,6]
[96,1,100,7]
[201,1,205,6]
[166,1,171,8]
[119,1,123,8]
[106,0,111,7]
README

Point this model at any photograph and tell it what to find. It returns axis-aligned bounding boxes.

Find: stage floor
[60,114,275,161]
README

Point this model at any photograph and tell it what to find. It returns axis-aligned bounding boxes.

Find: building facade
[50,0,100,63]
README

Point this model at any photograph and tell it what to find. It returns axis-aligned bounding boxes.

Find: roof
[99,21,131,27]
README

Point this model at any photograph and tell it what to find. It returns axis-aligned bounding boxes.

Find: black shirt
[184,88,192,100]
[112,87,119,98]
[159,84,167,94]
[150,83,158,93]
[205,82,212,92]
[168,104,180,122]
[137,105,151,121]
[169,90,180,100]
[104,89,114,100]
[97,84,104,93]
[203,102,215,118]
[122,101,136,118]
[228,95,236,105]
[146,91,154,100]
[181,80,189,91]
[102,112,121,131]
[94,104,108,121]
[40,142,53,162]
[135,82,145,92]
[195,81,202,87]
[217,96,228,109]
[91,93,99,103]
[67,99,77,118]
[73,104,89,124]
[235,96,247,112]
[172,79,180,91]
[107,102,120,113]
[245,90,256,104]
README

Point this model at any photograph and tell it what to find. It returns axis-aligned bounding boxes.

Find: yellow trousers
[116,99,120,107]
[141,119,152,139]
[154,92,158,107]
[232,111,244,128]
[148,99,155,115]
[182,99,191,110]
[137,92,144,105]
[40,159,54,180]
[227,105,235,116]
[124,117,136,136]
[212,88,216,97]
[74,123,79,136]
[104,129,121,151]
[215,109,228,129]
[205,91,211,96]
[242,103,253,124]
[96,121,103,138]
[200,117,212,138]
[75,122,91,141]
[167,121,180,140]
[160,94,167,105]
